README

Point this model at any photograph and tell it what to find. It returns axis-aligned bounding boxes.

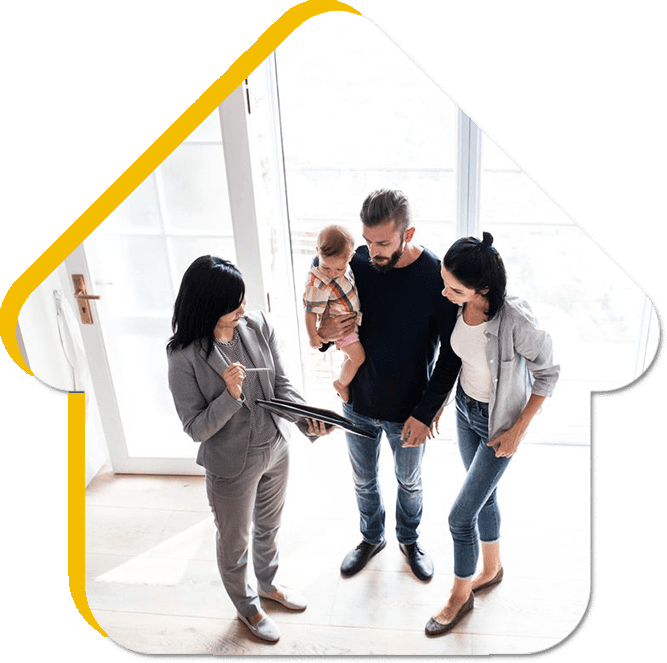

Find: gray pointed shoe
[472,567,504,593]
[425,594,474,637]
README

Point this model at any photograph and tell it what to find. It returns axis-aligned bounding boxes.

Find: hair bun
[482,231,494,247]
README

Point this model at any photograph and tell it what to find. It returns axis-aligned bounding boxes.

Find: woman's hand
[431,404,445,437]
[488,393,546,458]
[222,362,246,400]
[305,418,334,437]
[487,427,522,458]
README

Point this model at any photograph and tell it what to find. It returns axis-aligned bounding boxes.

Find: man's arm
[402,299,461,445]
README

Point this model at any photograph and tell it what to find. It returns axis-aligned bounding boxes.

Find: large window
[253,13,656,434]
[477,133,656,443]
[73,13,655,472]
[271,14,459,407]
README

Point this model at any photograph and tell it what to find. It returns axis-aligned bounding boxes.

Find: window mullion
[218,83,267,311]
[457,109,482,238]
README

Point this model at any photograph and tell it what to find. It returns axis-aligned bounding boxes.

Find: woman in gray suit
[167,256,328,642]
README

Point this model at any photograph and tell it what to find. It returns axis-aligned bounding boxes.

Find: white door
[64,106,238,474]
[66,86,301,475]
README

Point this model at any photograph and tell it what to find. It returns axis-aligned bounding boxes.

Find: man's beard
[369,244,404,273]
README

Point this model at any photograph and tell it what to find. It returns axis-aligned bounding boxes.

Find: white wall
[18,264,108,485]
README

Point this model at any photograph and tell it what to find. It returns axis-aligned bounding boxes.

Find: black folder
[255,398,375,439]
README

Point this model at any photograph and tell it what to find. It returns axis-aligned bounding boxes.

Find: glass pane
[161,144,233,234]
[85,108,236,461]
[85,235,174,317]
[479,134,649,447]
[168,236,237,293]
[102,174,161,232]
[275,14,459,407]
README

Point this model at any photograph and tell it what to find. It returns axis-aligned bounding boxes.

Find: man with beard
[317,189,461,581]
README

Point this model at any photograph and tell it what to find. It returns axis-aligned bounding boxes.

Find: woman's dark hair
[167,256,245,356]
[443,232,507,319]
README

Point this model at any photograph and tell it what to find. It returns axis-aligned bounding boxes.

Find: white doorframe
[219,82,268,312]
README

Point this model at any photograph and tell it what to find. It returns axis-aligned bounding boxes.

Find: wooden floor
[85,394,590,656]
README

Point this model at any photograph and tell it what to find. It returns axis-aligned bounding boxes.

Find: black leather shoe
[340,540,386,576]
[399,541,434,581]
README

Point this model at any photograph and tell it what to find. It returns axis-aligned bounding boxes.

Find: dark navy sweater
[347,245,461,424]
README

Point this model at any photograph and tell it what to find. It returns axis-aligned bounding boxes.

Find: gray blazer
[167,310,310,478]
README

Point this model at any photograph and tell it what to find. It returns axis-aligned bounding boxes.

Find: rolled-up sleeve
[524,332,560,396]
[488,298,560,439]
[513,317,560,398]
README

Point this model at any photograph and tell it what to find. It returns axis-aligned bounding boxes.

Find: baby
[303,225,365,402]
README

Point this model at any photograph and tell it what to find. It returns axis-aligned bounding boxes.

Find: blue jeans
[342,403,425,545]
[449,384,512,579]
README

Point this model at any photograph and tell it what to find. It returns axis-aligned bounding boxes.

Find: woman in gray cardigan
[167,256,328,642]
[405,234,559,636]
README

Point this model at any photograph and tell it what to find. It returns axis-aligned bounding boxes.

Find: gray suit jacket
[167,310,310,478]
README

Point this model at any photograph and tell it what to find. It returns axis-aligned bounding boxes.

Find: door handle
[72,274,100,324]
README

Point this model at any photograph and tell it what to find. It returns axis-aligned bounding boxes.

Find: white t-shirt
[451,313,493,403]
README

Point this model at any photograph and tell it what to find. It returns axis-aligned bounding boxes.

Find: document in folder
[255,398,376,439]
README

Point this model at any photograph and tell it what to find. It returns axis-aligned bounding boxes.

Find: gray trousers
[205,435,289,618]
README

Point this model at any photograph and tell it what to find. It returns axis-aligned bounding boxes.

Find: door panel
[68,110,236,474]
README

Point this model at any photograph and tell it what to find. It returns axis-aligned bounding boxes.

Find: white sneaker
[237,612,281,642]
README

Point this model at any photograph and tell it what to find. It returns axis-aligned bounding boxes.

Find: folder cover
[256,398,375,439]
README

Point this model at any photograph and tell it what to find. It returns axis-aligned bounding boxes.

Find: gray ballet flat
[473,567,504,593]
[425,593,474,637]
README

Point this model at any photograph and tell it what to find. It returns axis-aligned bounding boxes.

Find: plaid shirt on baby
[303,265,362,323]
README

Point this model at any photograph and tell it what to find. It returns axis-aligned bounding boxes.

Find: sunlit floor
[85,393,590,656]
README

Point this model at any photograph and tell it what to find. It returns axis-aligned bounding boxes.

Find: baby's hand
[309,334,325,349]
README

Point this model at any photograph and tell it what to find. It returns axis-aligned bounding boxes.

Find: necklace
[215,328,238,346]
